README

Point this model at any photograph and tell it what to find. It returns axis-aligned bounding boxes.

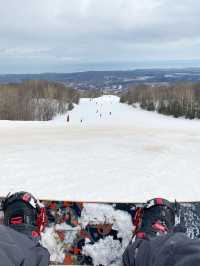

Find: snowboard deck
[1,199,200,265]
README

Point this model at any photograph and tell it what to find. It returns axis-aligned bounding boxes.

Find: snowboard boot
[134,198,175,240]
[2,191,47,239]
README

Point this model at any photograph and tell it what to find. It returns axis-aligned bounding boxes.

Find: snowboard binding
[133,198,176,239]
[2,191,47,238]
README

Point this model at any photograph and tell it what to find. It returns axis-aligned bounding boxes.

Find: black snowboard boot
[135,198,175,239]
[2,191,47,239]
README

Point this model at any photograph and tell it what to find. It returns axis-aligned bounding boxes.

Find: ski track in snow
[0,95,200,202]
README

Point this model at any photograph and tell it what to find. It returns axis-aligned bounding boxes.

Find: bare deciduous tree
[120,83,200,119]
[0,80,80,121]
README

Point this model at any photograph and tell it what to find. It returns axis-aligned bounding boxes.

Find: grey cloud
[0,0,200,72]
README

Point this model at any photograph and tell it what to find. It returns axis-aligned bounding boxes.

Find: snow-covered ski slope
[1,95,200,202]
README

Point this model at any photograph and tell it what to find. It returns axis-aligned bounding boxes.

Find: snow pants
[0,225,49,265]
[123,232,200,266]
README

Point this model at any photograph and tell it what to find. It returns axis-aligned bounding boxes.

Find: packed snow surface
[1,95,200,202]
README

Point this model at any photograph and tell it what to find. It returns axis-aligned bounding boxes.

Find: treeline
[79,89,103,98]
[0,80,80,121]
[120,83,200,119]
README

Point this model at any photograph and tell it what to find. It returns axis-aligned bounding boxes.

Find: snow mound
[82,236,122,266]
[41,227,65,263]
[95,95,119,103]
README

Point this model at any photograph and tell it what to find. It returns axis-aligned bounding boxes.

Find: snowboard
[1,199,200,265]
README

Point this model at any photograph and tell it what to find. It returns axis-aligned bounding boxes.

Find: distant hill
[1,68,200,91]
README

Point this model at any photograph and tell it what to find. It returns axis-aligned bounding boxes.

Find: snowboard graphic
[1,198,200,265]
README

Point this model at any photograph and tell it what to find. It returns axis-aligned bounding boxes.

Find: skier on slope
[123,198,200,266]
[0,191,50,266]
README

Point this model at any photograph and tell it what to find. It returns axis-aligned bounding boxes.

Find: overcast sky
[0,0,200,73]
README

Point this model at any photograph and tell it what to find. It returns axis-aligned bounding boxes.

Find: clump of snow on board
[81,203,133,266]
[41,227,65,263]
[83,236,122,266]
[41,223,80,263]
[40,203,133,265]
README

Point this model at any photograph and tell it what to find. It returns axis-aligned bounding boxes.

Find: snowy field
[1,95,200,202]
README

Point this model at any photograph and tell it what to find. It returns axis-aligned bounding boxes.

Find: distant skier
[0,191,50,265]
[123,198,200,266]
[109,111,112,115]
[67,114,70,122]
[100,114,102,118]
[80,119,83,123]
[96,110,99,113]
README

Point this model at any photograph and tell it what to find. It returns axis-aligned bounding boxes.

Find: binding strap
[144,198,174,212]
